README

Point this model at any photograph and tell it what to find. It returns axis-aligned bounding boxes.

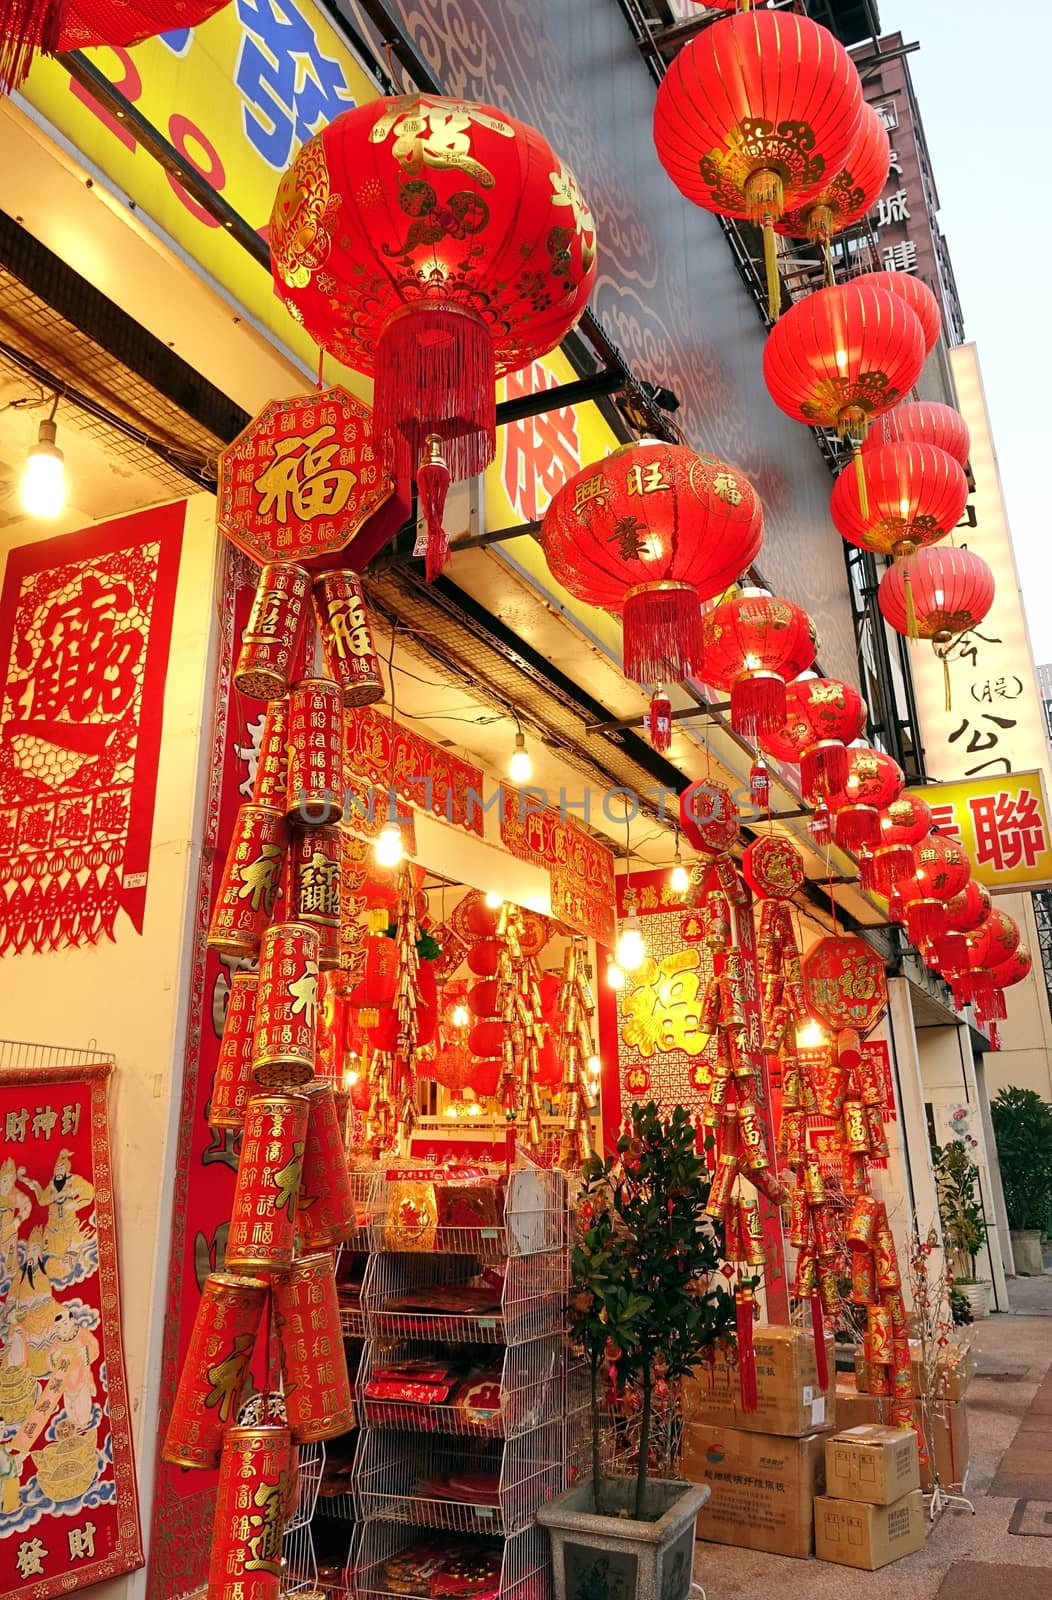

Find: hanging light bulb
[451,1003,470,1029]
[587,1054,601,1081]
[796,1017,826,1049]
[342,1066,360,1089]
[467,1101,482,1116]
[670,848,689,896]
[509,727,532,784]
[21,413,65,518]
[484,890,503,909]
[607,961,625,990]
[374,821,403,867]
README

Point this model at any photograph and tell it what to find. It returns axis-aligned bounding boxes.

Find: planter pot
[538,1477,709,1600]
[1010,1229,1045,1276]
[960,1282,990,1320]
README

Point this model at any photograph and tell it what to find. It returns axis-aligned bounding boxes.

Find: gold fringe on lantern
[853,445,870,521]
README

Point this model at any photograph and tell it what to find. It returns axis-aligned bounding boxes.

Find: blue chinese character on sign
[234,0,356,170]
[160,28,193,54]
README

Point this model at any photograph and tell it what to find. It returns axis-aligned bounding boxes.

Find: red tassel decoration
[801,742,849,802]
[648,690,673,752]
[832,803,881,851]
[415,435,452,583]
[977,988,1007,1024]
[857,847,878,892]
[0,0,66,92]
[622,582,702,684]
[810,1295,829,1391]
[903,899,947,945]
[374,303,495,482]
[932,931,968,972]
[808,801,832,847]
[736,1284,759,1412]
[988,1022,1000,1050]
[750,758,770,812]
[873,843,915,893]
[731,673,787,740]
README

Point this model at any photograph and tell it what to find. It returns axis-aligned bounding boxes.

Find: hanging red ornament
[808,801,832,847]
[830,442,968,559]
[653,9,864,315]
[878,545,995,641]
[803,933,888,1034]
[467,939,503,977]
[825,748,904,851]
[540,441,762,684]
[863,269,943,355]
[0,0,230,92]
[679,779,740,857]
[968,911,1023,1019]
[700,588,816,738]
[749,758,770,812]
[760,675,867,799]
[776,104,890,269]
[269,96,596,578]
[989,945,1033,993]
[897,832,970,944]
[946,879,991,934]
[469,1020,507,1059]
[648,689,674,752]
[863,400,971,467]
[467,979,500,1018]
[873,794,932,892]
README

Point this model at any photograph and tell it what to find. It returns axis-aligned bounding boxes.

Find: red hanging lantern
[700,589,816,738]
[863,270,942,355]
[863,400,971,467]
[937,881,991,1001]
[830,442,968,559]
[878,545,995,640]
[897,832,970,944]
[825,748,904,850]
[760,675,867,799]
[989,945,1033,993]
[968,912,1022,1019]
[776,104,890,264]
[540,441,762,685]
[270,97,597,578]
[648,690,673,752]
[653,10,864,314]
[467,939,502,977]
[0,0,229,93]
[873,794,932,892]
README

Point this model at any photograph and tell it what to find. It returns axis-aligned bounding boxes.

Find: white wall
[0,494,218,1600]
[983,890,1052,1102]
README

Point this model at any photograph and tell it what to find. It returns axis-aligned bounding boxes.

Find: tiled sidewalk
[692,1274,1052,1599]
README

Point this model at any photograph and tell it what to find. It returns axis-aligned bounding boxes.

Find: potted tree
[991,1086,1052,1275]
[934,1139,991,1318]
[538,1101,735,1600]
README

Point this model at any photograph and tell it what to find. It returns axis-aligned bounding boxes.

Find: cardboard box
[833,1387,970,1493]
[683,1422,830,1559]
[814,1489,925,1570]
[834,1381,881,1431]
[825,1425,921,1505]
[684,1326,836,1436]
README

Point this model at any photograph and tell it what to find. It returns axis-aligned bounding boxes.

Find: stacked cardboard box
[681,1326,836,1559]
[814,1425,925,1570]
[841,1332,972,1492]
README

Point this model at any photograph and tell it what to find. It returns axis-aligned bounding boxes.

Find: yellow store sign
[910,770,1052,894]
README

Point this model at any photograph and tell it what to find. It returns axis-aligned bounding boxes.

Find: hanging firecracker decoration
[269,97,597,579]
[776,104,890,282]
[863,399,971,467]
[872,794,932,893]
[311,571,387,707]
[700,588,816,738]
[0,0,230,93]
[233,563,312,702]
[207,806,288,957]
[556,936,599,1168]
[161,1273,267,1470]
[225,1092,310,1274]
[825,747,904,852]
[252,923,320,1090]
[296,1082,360,1250]
[895,832,971,944]
[653,9,864,314]
[272,1253,356,1441]
[209,974,260,1130]
[540,441,762,685]
[830,442,968,561]
[864,269,943,355]
[763,280,926,514]
[286,677,344,825]
[289,825,342,970]
[252,701,291,810]
[760,675,867,800]
[207,1423,292,1600]
[648,688,673,753]
[877,545,995,706]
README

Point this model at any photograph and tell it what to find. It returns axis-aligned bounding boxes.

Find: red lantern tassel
[648,690,673,752]
[622,582,701,684]
[857,848,878,892]
[0,0,65,92]
[853,445,870,521]
[988,1022,1000,1050]
[904,899,947,945]
[810,1295,829,1391]
[808,801,832,847]
[873,844,914,893]
[978,989,1007,1024]
[932,931,968,972]
[736,1285,759,1412]
[731,672,786,739]
[750,758,770,812]
[374,302,495,482]
[801,742,848,802]
[415,436,451,583]
[833,804,880,850]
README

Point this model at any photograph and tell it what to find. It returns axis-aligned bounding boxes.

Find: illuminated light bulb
[744,653,762,671]
[587,1054,601,1079]
[343,1068,360,1089]
[445,1103,459,1118]
[21,418,65,518]
[451,1004,470,1029]
[898,498,911,518]
[640,534,663,562]
[796,1018,825,1048]
[374,821,403,867]
[607,962,625,990]
[670,854,689,896]
[484,891,503,909]
[509,729,532,784]
[467,1101,482,1116]
[616,917,646,973]
[933,589,945,607]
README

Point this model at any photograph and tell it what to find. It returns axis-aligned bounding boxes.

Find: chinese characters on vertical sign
[0,1058,142,1600]
[0,508,183,955]
[500,361,581,524]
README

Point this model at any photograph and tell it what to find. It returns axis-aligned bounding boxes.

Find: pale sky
[888,1,1052,664]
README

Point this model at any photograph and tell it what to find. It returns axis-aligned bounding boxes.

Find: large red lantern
[864,401,971,467]
[826,748,904,850]
[760,676,867,799]
[932,881,991,989]
[864,270,942,355]
[763,281,926,448]
[653,10,863,313]
[897,832,971,943]
[831,443,968,559]
[983,946,1033,1022]
[878,546,995,642]
[968,911,1022,1018]
[270,97,596,578]
[873,794,932,892]
[776,105,890,261]
[0,0,228,92]
[700,589,816,738]
[540,442,763,685]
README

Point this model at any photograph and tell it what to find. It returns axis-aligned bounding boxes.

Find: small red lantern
[826,748,904,851]
[873,794,932,892]
[700,589,816,737]
[270,97,596,578]
[760,675,867,799]
[467,939,503,977]
[469,1019,507,1059]
[969,912,1023,1019]
[897,832,970,943]
[864,270,942,354]
[947,880,991,934]
[878,545,995,642]
[468,979,500,1018]
[653,10,864,313]
[540,442,763,685]
[831,443,968,560]
[776,104,890,261]
[864,401,970,466]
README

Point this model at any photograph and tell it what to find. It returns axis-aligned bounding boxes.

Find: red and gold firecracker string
[297,1080,360,1250]
[556,935,599,1168]
[207,1423,293,1600]
[162,1273,268,1470]
[251,699,290,811]
[225,1092,310,1274]
[311,569,386,707]
[272,1252,356,1442]
[207,804,288,957]
[210,972,260,1130]
[289,822,342,971]
[252,921,320,1090]
[286,676,345,825]
[234,563,312,701]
